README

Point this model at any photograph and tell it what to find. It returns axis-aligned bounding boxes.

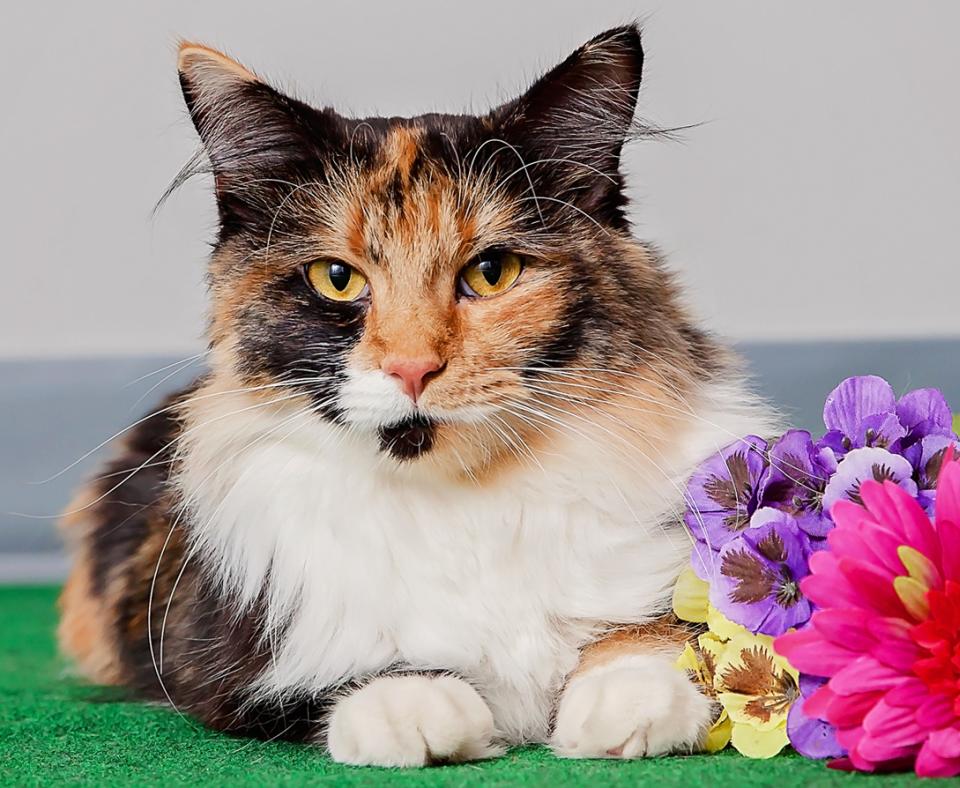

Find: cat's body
[60,26,778,765]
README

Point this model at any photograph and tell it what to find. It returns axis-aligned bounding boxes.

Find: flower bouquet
[673,375,960,776]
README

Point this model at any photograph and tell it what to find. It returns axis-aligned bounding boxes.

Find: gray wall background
[2,0,959,359]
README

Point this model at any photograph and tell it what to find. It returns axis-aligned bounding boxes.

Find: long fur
[59,25,780,757]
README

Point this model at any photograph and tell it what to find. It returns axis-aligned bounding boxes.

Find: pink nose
[381,356,445,402]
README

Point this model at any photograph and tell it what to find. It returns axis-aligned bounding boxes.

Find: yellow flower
[675,642,731,752]
[672,565,709,623]
[713,630,799,758]
[705,710,733,753]
[672,564,799,758]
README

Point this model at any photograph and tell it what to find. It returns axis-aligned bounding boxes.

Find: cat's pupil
[478,258,501,286]
[328,263,351,291]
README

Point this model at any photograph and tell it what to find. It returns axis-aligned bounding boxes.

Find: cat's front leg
[551,619,713,758]
[326,674,502,767]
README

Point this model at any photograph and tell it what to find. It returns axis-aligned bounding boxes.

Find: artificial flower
[676,640,732,752]
[906,434,960,515]
[895,388,957,449]
[672,564,709,623]
[786,674,844,759]
[675,377,959,767]
[775,454,960,777]
[819,375,907,456]
[820,446,917,513]
[710,509,813,635]
[713,629,799,758]
[758,430,834,537]
[683,435,768,555]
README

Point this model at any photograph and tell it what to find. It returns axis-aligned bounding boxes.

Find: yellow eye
[304,260,368,302]
[459,252,523,298]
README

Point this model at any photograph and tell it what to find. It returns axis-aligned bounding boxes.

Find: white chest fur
[176,383,773,742]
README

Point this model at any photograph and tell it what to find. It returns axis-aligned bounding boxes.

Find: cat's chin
[377,415,437,460]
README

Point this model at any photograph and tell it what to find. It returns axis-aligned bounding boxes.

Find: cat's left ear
[494,25,644,227]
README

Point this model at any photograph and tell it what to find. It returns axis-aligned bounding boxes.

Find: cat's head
[177,25,718,473]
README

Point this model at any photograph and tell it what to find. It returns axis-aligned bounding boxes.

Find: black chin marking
[378,416,436,460]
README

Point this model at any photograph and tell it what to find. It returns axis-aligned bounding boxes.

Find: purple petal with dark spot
[759,430,833,536]
[858,412,907,450]
[683,435,768,549]
[710,509,812,635]
[821,447,917,515]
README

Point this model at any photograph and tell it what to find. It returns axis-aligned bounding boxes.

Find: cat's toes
[551,654,712,759]
[326,674,501,767]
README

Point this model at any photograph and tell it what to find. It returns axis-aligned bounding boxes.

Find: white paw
[326,674,501,767]
[551,654,712,759]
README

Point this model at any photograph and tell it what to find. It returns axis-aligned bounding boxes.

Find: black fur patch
[378,416,436,459]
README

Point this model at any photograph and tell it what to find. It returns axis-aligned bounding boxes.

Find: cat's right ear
[176,43,336,226]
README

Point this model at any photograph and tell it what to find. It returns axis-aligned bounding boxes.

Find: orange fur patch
[58,488,124,685]
[571,617,694,680]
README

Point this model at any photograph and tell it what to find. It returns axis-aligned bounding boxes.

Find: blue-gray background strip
[2,340,958,580]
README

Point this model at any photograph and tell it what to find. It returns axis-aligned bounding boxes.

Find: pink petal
[804,683,837,719]
[862,699,927,747]
[884,678,930,708]
[836,728,879,772]
[885,480,940,565]
[859,482,903,533]
[831,499,877,533]
[857,735,917,764]
[936,460,960,529]
[808,548,839,575]
[939,517,960,583]
[801,574,865,612]
[916,738,960,778]
[775,627,857,675]
[836,557,906,617]
[826,690,883,728]
[917,695,958,730]
[812,608,877,651]
[828,521,902,576]
[869,632,921,671]
[830,656,906,695]
[929,727,960,759]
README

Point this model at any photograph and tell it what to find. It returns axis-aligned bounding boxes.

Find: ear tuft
[177,42,258,84]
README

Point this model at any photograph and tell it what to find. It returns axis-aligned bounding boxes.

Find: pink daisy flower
[776,449,960,777]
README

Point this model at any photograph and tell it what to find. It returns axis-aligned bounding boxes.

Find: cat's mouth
[377,415,437,460]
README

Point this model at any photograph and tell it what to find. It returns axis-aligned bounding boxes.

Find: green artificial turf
[1,587,925,787]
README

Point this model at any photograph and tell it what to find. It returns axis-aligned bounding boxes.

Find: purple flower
[758,430,835,537]
[683,435,768,552]
[787,674,845,759]
[820,376,906,457]
[710,508,813,636]
[905,434,960,514]
[821,446,917,514]
[895,387,956,449]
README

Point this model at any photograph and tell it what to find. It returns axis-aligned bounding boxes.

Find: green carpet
[1,587,924,786]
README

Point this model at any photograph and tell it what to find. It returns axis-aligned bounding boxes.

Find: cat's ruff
[176,373,771,746]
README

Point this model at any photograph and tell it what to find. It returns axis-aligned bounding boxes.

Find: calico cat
[59,25,777,765]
